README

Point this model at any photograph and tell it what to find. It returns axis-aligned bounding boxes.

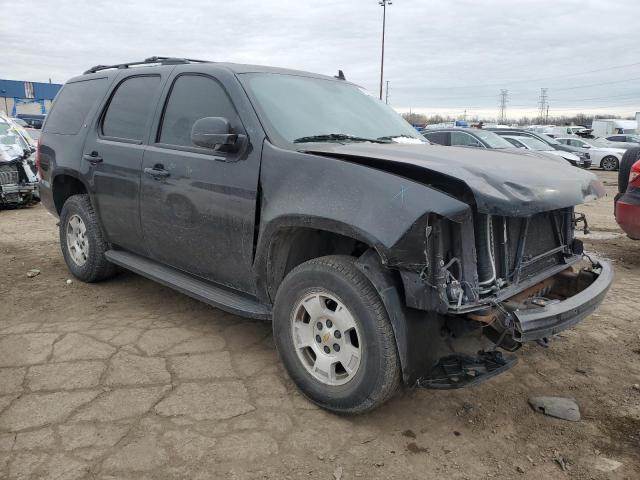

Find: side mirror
[191,117,240,151]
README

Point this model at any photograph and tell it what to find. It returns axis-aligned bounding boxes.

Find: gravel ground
[0,170,638,479]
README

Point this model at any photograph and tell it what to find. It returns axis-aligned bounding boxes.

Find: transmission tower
[499,89,508,123]
[538,88,549,123]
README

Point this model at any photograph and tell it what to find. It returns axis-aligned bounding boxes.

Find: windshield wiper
[293,133,390,144]
[376,134,420,141]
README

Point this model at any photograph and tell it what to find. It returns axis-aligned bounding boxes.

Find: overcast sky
[2,0,638,119]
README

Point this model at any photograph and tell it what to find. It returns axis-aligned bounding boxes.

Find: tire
[601,155,619,172]
[59,194,117,282]
[273,255,401,414]
[618,147,640,193]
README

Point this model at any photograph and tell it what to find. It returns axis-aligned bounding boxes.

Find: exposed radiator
[0,166,19,186]
[476,209,572,292]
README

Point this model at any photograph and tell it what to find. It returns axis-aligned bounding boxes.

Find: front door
[84,73,164,254]
[139,71,262,294]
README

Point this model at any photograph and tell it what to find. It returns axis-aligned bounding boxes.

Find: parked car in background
[615,147,640,239]
[487,128,592,168]
[556,137,626,171]
[423,127,582,167]
[502,135,584,165]
[38,56,612,413]
[16,113,46,129]
[605,134,640,148]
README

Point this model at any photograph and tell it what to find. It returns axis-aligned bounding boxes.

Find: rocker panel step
[105,250,271,320]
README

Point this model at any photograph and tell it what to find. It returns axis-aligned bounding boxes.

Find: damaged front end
[388,207,613,389]
[0,158,38,208]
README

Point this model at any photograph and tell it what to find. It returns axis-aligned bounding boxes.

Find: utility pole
[378,0,392,100]
[499,89,508,124]
[385,80,390,104]
[545,104,550,124]
[538,88,548,123]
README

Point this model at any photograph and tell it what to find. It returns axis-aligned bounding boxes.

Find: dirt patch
[0,170,639,479]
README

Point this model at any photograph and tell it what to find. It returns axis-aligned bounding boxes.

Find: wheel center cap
[322,332,330,343]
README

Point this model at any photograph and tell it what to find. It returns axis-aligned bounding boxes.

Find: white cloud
[2,0,638,117]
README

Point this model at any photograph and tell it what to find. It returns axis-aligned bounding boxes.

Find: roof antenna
[334,70,346,80]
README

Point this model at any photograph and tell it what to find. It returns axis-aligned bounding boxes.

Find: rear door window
[101,75,161,141]
[423,131,449,146]
[158,74,241,148]
[43,78,108,135]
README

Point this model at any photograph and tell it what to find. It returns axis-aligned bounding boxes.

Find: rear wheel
[601,155,619,171]
[59,194,117,282]
[618,148,640,193]
[273,255,400,414]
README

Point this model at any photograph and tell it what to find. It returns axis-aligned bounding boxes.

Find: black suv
[38,57,613,414]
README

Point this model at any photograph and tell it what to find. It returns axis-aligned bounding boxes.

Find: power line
[552,76,640,91]
[411,62,640,90]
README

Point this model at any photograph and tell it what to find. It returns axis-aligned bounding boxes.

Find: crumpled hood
[303,143,605,217]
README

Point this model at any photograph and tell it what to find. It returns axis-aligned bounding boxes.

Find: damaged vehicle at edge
[0,117,38,208]
[37,58,613,414]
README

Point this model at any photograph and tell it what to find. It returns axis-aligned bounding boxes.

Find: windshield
[241,73,425,146]
[510,136,551,151]
[472,130,513,149]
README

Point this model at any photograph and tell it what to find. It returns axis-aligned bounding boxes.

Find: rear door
[83,73,166,255]
[139,67,263,294]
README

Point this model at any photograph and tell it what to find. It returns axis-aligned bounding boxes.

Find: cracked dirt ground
[0,171,638,479]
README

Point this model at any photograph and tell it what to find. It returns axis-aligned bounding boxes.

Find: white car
[503,135,582,165]
[556,137,626,171]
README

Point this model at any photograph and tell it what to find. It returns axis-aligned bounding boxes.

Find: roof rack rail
[83,56,211,75]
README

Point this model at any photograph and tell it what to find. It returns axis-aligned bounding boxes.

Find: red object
[35,136,43,177]
[629,160,640,188]
[615,160,640,239]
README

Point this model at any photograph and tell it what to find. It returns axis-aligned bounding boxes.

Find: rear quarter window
[43,78,108,135]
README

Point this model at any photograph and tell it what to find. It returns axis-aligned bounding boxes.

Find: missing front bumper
[511,258,613,342]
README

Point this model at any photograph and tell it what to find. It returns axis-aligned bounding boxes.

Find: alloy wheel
[66,214,89,266]
[290,290,362,386]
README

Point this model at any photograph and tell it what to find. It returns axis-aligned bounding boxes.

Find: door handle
[144,166,170,179]
[82,152,103,164]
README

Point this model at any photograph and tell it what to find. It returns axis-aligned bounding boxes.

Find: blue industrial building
[0,79,62,116]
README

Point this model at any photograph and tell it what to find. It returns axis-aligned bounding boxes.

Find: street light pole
[379,0,392,100]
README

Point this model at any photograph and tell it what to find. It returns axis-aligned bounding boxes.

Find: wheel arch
[255,217,382,302]
[51,171,91,214]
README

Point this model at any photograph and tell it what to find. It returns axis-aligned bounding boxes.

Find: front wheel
[601,156,619,171]
[273,255,401,414]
